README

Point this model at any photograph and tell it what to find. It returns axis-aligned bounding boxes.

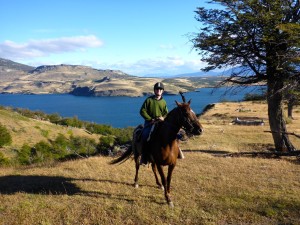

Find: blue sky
[1,0,212,76]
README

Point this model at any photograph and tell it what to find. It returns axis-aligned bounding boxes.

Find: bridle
[175,106,196,135]
[165,92,202,136]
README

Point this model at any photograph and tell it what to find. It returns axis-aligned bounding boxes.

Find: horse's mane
[165,105,180,120]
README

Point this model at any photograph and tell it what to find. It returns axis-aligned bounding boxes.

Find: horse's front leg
[166,164,175,207]
[151,163,163,190]
[157,165,173,207]
[134,155,141,188]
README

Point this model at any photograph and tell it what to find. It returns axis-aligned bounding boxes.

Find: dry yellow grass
[0,108,100,150]
[0,101,300,224]
[187,101,300,153]
[0,154,299,224]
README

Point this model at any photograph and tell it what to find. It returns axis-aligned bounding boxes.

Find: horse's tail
[109,145,133,165]
[110,124,143,165]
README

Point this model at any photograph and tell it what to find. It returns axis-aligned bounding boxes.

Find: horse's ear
[175,100,181,106]
[188,99,191,105]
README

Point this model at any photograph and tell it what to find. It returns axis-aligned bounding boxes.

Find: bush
[47,113,62,124]
[113,127,134,145]
[86,123,113,135]
[69,136,97,157]
[97,135,115,155]
[32,141,54,163]
[59,116,84,128]
[50,134,70,158]
[0,152,10,166]
[0,124,12,147]
[16,144,34,165]
[15,135,98,165]
[17,141,56,165]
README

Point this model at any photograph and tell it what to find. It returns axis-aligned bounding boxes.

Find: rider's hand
[157,116,164,121]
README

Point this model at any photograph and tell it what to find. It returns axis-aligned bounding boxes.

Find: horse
[110,96,203,207]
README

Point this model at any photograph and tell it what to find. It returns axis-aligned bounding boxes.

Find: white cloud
[96,56,207,76]
[0,36,207,76]
[0,35,103,59]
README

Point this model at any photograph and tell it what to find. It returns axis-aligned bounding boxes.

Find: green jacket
[140,95,168,121]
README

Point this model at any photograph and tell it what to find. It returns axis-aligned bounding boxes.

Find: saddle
[136,121,161,143]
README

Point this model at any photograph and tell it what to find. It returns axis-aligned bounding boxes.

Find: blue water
[0,86,264,128]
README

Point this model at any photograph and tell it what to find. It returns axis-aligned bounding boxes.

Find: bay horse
[110,96,203,207]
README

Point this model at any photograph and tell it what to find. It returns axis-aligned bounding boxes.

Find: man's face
[154,88,164,97]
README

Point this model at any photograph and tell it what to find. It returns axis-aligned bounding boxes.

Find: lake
[0,86,264,128]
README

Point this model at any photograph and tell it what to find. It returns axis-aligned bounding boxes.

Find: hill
[0,58,224,97]
[0,101,299,224]
[0,58,34,82]
[1,100,299,158]
[0,58,34,72]
[0,106,100,153]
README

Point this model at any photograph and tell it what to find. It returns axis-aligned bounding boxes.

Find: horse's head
[175,100,203,136]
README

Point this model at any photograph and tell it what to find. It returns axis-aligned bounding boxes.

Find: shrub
[17,141,56,164]
[69,136,97,157]
[16,144,33,165]
[97,135,115,155]
[86,123,114,135]
[113,127,134,145]
[0,152,10,166]
[15,135,98,165]
[50,134,70,157]
[32,141,54,163]
[0,124,12,147]
[59,116,84,128]
[47,113,62,124]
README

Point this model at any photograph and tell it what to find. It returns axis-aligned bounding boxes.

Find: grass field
[0,101,300,224]
[0,107,100,149]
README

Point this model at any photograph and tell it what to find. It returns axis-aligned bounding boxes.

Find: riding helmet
[154,82,165,90]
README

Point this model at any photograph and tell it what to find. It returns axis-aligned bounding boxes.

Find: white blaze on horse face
[188,107,203,134]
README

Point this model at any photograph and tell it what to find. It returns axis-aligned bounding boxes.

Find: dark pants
[141,121,153,142]
[140,121,153,164]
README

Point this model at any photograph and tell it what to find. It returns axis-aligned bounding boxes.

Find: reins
[164,106,195,135]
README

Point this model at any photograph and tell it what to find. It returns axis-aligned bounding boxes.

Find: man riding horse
[110,87,203,207]
[139,82,184,165]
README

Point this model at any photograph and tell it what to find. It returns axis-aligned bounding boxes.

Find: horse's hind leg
[151,163,163,190]
[134,156,141,188]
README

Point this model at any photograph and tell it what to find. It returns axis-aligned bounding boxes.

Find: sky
[1,0,213,76]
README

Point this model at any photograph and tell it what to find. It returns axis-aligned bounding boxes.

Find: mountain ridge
[0,58,224,97]
[0,58,34,72]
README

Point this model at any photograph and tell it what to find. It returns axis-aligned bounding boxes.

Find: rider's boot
[178,147,185,159]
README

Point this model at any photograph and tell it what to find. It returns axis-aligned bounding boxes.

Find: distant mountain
[0,58,224,96]
[143,69,227,78]
[173,70,221,78]
[0,58,34,72]
[0,58,35,82]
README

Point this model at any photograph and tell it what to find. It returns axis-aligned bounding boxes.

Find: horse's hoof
[158,185,164,191]
[134,183,139,189]
[168,201,174,208]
